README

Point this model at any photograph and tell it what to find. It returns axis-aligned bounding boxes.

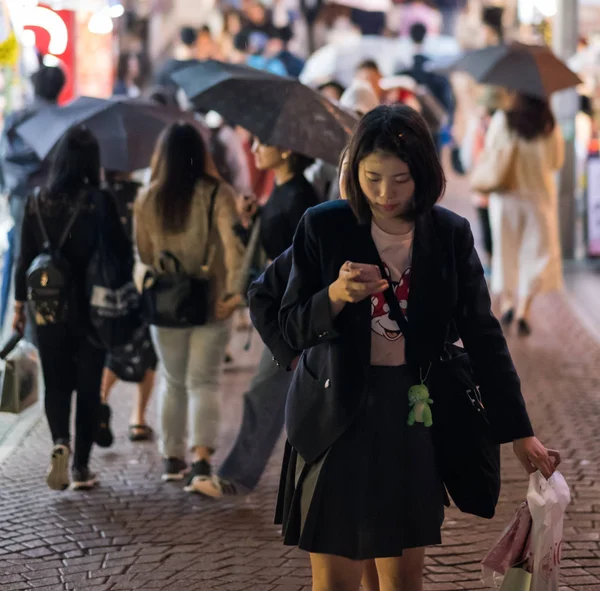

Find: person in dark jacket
[252,105,559,590]
[190,139,320,498]
[12,127,129,492]
[0,64,66,335]
[154,27,200,96]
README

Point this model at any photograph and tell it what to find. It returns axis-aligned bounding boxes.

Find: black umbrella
[172,60,357,165]
[432,42,581,99]
[16,96,208,172]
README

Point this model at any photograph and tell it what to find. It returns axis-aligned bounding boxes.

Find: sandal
[128,424,153,442]
[96,404,114,448]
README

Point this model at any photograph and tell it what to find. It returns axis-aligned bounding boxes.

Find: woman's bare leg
[101,368,118,404]
[310,553,364,591]
[361,559,380,591]
[375,548,426,591]
[130,369,155,432]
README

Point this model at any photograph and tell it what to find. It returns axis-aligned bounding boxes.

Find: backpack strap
[57,192,84,249]
[32,188,84,252]
[32,188,51,252]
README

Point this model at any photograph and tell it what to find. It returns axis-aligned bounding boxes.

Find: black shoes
[162,458,189,482]
[184,460,212,493]
[501,309,515,328]
[96,403,114,448]
[517,319,532,337]
[71,467,98,491]
[501,309,532,337]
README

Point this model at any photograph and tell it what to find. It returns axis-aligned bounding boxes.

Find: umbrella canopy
[434,42,581,99]
[172,60,357,165]
[300,35,461,89]
[16,97,208,172]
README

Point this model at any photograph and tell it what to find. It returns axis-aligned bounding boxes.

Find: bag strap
[201,181,219,267]
[58,193,84,250]
[32,188,51,252]
[377,260,411,338]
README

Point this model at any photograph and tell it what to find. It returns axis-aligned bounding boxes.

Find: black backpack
[26,190,83,325]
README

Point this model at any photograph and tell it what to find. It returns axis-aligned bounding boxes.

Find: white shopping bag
[527,471,571,591]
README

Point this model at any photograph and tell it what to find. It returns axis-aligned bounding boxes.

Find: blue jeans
[218,345,292,491]
[0,226,15,328]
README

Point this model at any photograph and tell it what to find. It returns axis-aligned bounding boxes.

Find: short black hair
[344,105,445,223]
[31,65,66,102]
[180,26,198,46]
[356,59,380,73]
[409,23,427,44]
[288,152,315,175]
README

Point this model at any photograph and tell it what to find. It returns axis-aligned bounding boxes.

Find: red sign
[23,6,76,104]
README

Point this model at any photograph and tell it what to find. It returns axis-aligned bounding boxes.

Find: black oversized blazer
[255,200,534,465]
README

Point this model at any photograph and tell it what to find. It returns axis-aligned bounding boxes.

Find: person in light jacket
[134,122,244,488]
[485,94,565,336]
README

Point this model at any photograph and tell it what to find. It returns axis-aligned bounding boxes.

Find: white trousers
[489,195,562,316]
[151,321,231,459]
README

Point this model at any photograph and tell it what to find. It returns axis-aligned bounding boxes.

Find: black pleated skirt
[276,365,446,561]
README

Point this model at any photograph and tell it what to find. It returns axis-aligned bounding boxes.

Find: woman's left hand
[513,436,561,480]
[215,294,243,320]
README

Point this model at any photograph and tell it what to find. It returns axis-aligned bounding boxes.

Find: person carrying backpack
[12,126,129,492]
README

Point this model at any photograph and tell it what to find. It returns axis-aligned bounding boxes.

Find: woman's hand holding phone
[328,261,388,317]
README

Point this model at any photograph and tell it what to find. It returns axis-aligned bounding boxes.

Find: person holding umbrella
[476,94,564,336]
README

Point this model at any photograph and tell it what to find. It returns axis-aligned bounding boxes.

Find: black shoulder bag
[375,258,501,520]
[141,182,219,328]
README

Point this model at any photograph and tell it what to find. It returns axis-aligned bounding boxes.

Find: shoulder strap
[32,188,51,251]
[377,260,411,338]
[202,181,219,267]
[58,192,84,249]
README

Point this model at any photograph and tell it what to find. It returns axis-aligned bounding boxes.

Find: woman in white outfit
[134,123,244,488]
[486,94,564,336]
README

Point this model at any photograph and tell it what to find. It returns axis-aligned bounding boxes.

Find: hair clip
[398,133,404,139]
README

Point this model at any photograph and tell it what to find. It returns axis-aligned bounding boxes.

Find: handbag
[377,262,501,519]
[470,138,517,194]
[87,189,143,352]
[0,333,40,414]
[141,182,219,328]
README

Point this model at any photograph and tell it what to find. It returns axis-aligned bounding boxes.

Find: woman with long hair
[134,122,244,487]
[256,105,559,590]
[485,93,564,336]
[113,52,141,98]
[13,126,129,491]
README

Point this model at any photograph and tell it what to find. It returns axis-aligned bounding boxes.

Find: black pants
[36,323,105,469]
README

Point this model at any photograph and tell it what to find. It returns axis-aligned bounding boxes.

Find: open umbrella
[172,60,357,165]
[433,42,581,99]
[300,35,461,89]
[16,96,208,172]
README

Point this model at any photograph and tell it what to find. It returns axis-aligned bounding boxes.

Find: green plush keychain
[407,365,433,428]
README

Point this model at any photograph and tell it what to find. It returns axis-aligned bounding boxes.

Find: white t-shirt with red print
[370,221,414,367]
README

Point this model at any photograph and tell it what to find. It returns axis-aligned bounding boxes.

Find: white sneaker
[188,475,240,498]
[46,445,70,491]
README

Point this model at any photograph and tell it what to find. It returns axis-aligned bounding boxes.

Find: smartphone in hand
[351,263,382,283]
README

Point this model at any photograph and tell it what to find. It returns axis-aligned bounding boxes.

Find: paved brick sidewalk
[0,192,599,590]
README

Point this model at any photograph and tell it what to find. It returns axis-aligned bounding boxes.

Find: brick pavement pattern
[0,190,599,590]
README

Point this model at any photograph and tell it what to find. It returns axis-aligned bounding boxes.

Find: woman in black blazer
[259,106,559,591]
